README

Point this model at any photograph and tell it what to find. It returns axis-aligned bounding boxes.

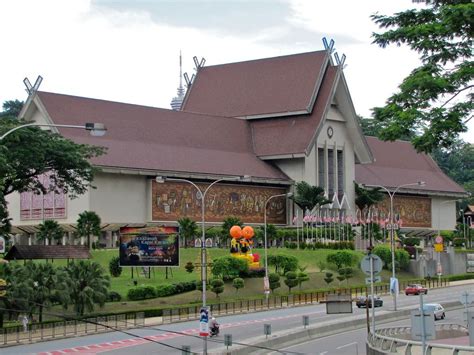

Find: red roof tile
[182,51,329,118]
[355,136,466,195]
[250,66,338,157]
[36,92,289,182]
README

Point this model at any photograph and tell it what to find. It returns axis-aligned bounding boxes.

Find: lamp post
[363,181,425,311]
[0,122,107,140]
[263,192,292,297]
[155,175,249,355]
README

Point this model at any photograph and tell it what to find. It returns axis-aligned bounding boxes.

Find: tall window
[318,148,325,189]
[337,150,344,199]
[20,173,66,220]
[328,149,334,196]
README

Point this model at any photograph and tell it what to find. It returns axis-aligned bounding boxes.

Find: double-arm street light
[263,192,293,296]
[0,122,107,140]
[155,174,249,355]
[363,181,425,311]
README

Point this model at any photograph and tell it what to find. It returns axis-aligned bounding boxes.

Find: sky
[1,0,472,142]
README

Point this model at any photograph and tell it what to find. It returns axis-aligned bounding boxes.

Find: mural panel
[152,181,288,224]
[375,195,431,228]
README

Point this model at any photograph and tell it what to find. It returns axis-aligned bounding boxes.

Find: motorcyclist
[210,317,219,335]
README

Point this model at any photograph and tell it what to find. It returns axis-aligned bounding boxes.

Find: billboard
[119,226,179,267]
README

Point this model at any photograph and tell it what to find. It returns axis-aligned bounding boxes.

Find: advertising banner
[119,226,179,267]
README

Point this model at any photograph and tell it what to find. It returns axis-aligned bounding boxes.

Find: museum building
[6,49,468,246]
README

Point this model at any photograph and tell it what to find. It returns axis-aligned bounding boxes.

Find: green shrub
[395,249,410,271]
[373,245,392,269]
[106,291,122,302]
[127,286,157,301]
[210,279,225,298]
[268,273,281,292]
[284,271,298,292]
[184,261,195,273]
[156,284,177,297]
[109,256,122,277]
[403,237,421,246]
[232,278,244,293]
[453,238,466,247]
[211,256,249,280]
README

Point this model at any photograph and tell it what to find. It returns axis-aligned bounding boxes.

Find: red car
[405,283,428,295]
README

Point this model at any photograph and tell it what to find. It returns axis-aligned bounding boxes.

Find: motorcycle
[210,324,220,337]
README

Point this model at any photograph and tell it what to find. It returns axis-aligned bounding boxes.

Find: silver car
[423,303,445,320]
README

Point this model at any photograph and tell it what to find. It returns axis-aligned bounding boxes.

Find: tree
[178,217,197,248]
[326,251,356,270]
[292,181,331,212]
[338,267,354,285]
[76,211,101,249]
[0,100,23,118]
[64,260,110,316]
[354,182,384,212]
[232,277,244,293]
[0,113,105,233]
[371,0,474,153]
[4,262,69,322]
[268,254,299,275]
[221,216,243,236]
[268,273,281,292]
[211,256,248,281]
[297,271,309,290]
[284,271,298,293]
[210,278,224,298]
[36,220,64,245]
[324,272,334,286]
[109,256,122,277]
[259,223,277,247]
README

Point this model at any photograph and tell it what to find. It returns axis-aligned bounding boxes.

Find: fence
[0,312,144,347]
[367,324,473,354]
[160,278,449,323]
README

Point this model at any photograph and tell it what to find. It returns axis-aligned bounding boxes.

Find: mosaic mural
[152,181,288,224]
[375,195,431,228]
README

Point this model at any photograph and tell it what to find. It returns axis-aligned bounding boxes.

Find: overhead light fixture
[85,122,107,137]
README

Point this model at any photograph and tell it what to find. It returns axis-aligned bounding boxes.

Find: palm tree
[36,220,64,245]
[64,260,110,316]
[76,211,101,249]
[293,181,331,213]
[222,216,243,236]
[178,217,197,248]
[354,182,384,211]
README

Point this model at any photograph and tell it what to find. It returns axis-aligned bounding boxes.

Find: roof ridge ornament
[322,37,347,69]
[193,56,206,71]
[322,37,335,53]
[23,75,43,96]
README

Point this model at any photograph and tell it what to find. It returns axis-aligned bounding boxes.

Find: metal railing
[0,312,144,346]
[160,278,449,324]
[368,324,473,354]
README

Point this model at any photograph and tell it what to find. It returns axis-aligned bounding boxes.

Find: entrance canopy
[4,245,90,261]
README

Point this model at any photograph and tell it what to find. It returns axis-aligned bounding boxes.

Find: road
[2,283,474,355]
[280,307,467,355]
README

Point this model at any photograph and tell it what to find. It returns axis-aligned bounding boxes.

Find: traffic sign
[365,276,382,284]
[386,224,399,230]
[434,243,443,252]
[435,235,443,244]
[360,255,383,275]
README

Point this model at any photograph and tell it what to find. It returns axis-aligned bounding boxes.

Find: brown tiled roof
[250,66,338,157]
[182,51,329,118]
[355,136,466,195]
[36,92,289,182]
[4,245,90,260]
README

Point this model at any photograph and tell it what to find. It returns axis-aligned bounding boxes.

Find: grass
[3,247,416,318]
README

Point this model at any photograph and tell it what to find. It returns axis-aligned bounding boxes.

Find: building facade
[6,49,467,245]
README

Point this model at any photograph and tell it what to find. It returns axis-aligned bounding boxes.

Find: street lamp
[155,174,250,355]
[0,122,107,140]
[263,192,293,297]
[362,181,425,311]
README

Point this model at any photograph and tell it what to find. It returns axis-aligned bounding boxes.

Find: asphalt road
[279,307,467,355]
[3,283,474,355]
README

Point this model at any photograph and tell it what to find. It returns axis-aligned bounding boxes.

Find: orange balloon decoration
[230,225,242,238]
[242,226,255,239]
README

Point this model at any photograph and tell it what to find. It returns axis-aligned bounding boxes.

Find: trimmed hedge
[444,273,474,282]
[128,281,197,301]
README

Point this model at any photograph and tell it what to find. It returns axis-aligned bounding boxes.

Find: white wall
[90,172,149,223]
[273,158,305,183]
[431,198,458,231]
